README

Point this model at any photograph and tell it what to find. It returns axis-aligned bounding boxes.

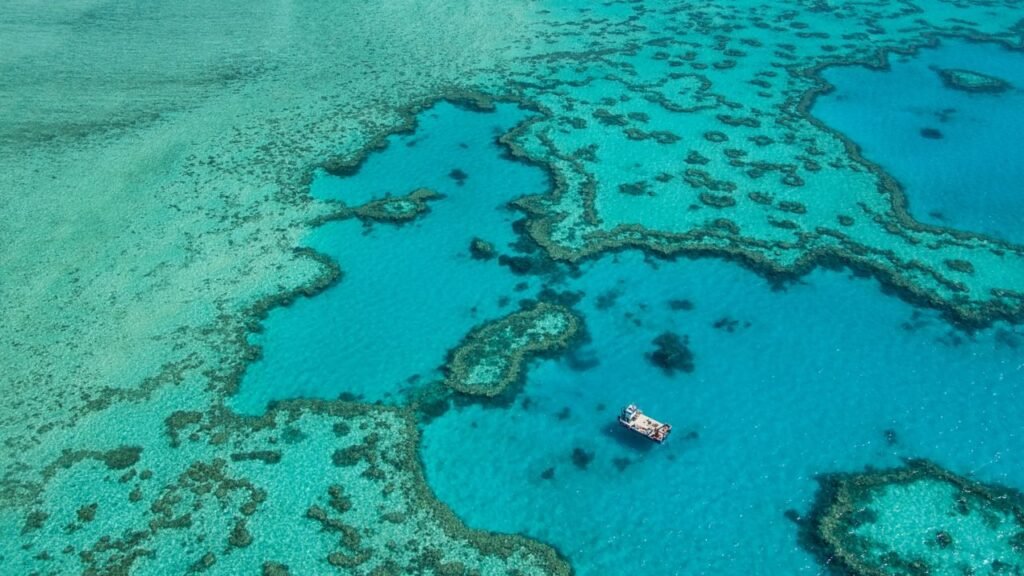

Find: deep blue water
[814,39,1024,244]
[235,82,1024,573]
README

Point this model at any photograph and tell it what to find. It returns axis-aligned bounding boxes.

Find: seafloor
[2,0,1023,574]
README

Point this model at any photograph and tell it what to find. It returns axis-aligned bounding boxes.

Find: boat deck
[618,405,671,443]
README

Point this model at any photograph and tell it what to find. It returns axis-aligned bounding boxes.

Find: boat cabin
[618,403,671,443]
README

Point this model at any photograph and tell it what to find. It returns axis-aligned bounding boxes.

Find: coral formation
[495,2,1024,329]
[937,68,1012,93]
[646,332,696,375]
[10,400,571,574]
[802,460,1024,576]
[470,237,496,260]
[351,188,442,224]
[444,303,581,397]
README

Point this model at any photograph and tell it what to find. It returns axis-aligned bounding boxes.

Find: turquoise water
[9,2,1024,575]
[233,103,547,411]
[237,96,1024,574]
[850,478,1023,573]
[422,254,1023,574]
[814,40,1024,244]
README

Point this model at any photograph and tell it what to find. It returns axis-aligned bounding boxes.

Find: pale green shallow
[856,480,1021,572]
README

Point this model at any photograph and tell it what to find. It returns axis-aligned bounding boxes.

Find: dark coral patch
[100,446,143,470]
[937,68,1012,93]
[262,562,291,576]
[619,181,650,196]
[229,450,282,465]
[571,448,594,470]
[469,237,495,260]
[667,299,695,311]
[712,316,744,332]
[646,332,695,375]
[595,288,622,310]
[883,428,899,446]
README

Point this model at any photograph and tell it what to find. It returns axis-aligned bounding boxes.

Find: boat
[618,403,671,443]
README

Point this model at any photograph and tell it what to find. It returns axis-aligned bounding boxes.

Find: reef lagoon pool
[232,102,547,412]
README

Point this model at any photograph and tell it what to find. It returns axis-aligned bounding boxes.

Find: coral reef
[470,237,496,260]
[9,400,571,574]
[496,1,1024,329]
[351,187,442,224]
[801,460,1024,576]
[6,0,1024,574]
[646,332,696,375]
[444,303,581,397]
[937,68,1012,93]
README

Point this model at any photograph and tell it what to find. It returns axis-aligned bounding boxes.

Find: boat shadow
[600,423,657,453]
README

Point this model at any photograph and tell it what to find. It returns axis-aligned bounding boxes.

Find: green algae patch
[352,187,443,225]
[444,303,581,397]
[804,460,1024,576]
[937,68,1012,93]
